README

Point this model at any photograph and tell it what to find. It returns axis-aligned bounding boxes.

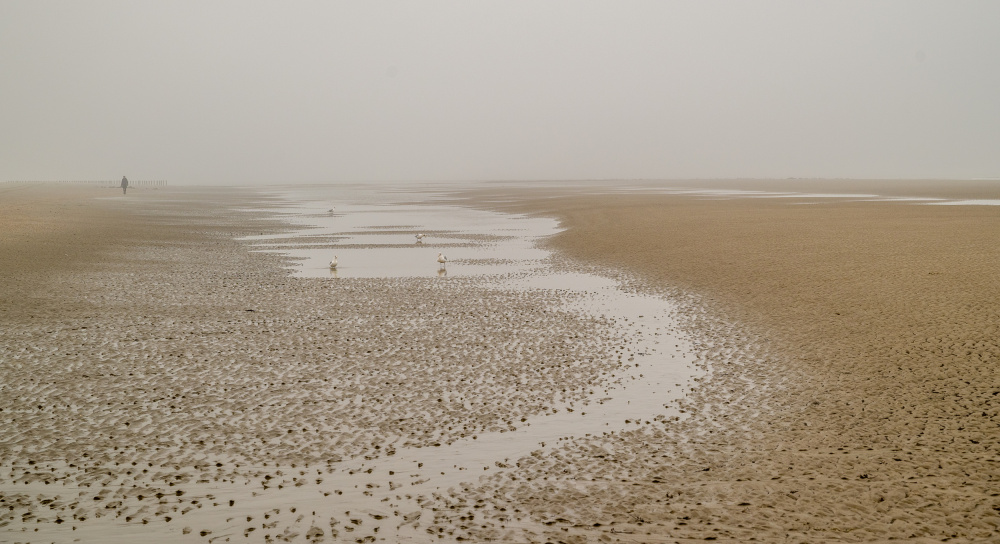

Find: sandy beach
[2,180,999,543]
[448,179,1000,542]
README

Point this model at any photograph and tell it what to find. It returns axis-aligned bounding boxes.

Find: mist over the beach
[3,1,999,184]
[4,3,1000,543]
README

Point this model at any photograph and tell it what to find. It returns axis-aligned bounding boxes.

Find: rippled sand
[3,180,999,543]
[0,184,683,543]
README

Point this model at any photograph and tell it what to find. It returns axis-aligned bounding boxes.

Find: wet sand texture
[1,184,636,543]
[3,180,1000,543]
[426,181,1000,542]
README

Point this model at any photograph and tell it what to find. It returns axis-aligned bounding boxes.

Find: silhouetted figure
[121,176,129,194]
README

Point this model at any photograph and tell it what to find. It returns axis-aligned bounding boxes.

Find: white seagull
[329,255,338,269]
[437,253,448,269]
[415,233,426,243]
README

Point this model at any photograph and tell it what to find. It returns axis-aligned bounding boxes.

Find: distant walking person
[121,176,129,195]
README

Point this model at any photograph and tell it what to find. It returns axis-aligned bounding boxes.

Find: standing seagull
[437,253,448,269]
[329,255,338,269]
[415,233,426,243]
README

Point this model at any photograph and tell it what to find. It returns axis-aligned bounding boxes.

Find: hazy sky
[2,1,999,184]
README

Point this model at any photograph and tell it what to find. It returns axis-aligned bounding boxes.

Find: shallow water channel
[225,183,700,541]
[6,183,701,544]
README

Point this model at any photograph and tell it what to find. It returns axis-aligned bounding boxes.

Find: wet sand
[1,184,669,543]
[440,179,1000,542]
[3,180,999,543]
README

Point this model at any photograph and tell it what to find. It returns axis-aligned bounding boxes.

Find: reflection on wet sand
[0,183,700,543]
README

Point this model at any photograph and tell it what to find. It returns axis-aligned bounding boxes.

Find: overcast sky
[2,1,999,184]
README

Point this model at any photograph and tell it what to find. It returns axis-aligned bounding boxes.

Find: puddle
[241,186,559,279]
